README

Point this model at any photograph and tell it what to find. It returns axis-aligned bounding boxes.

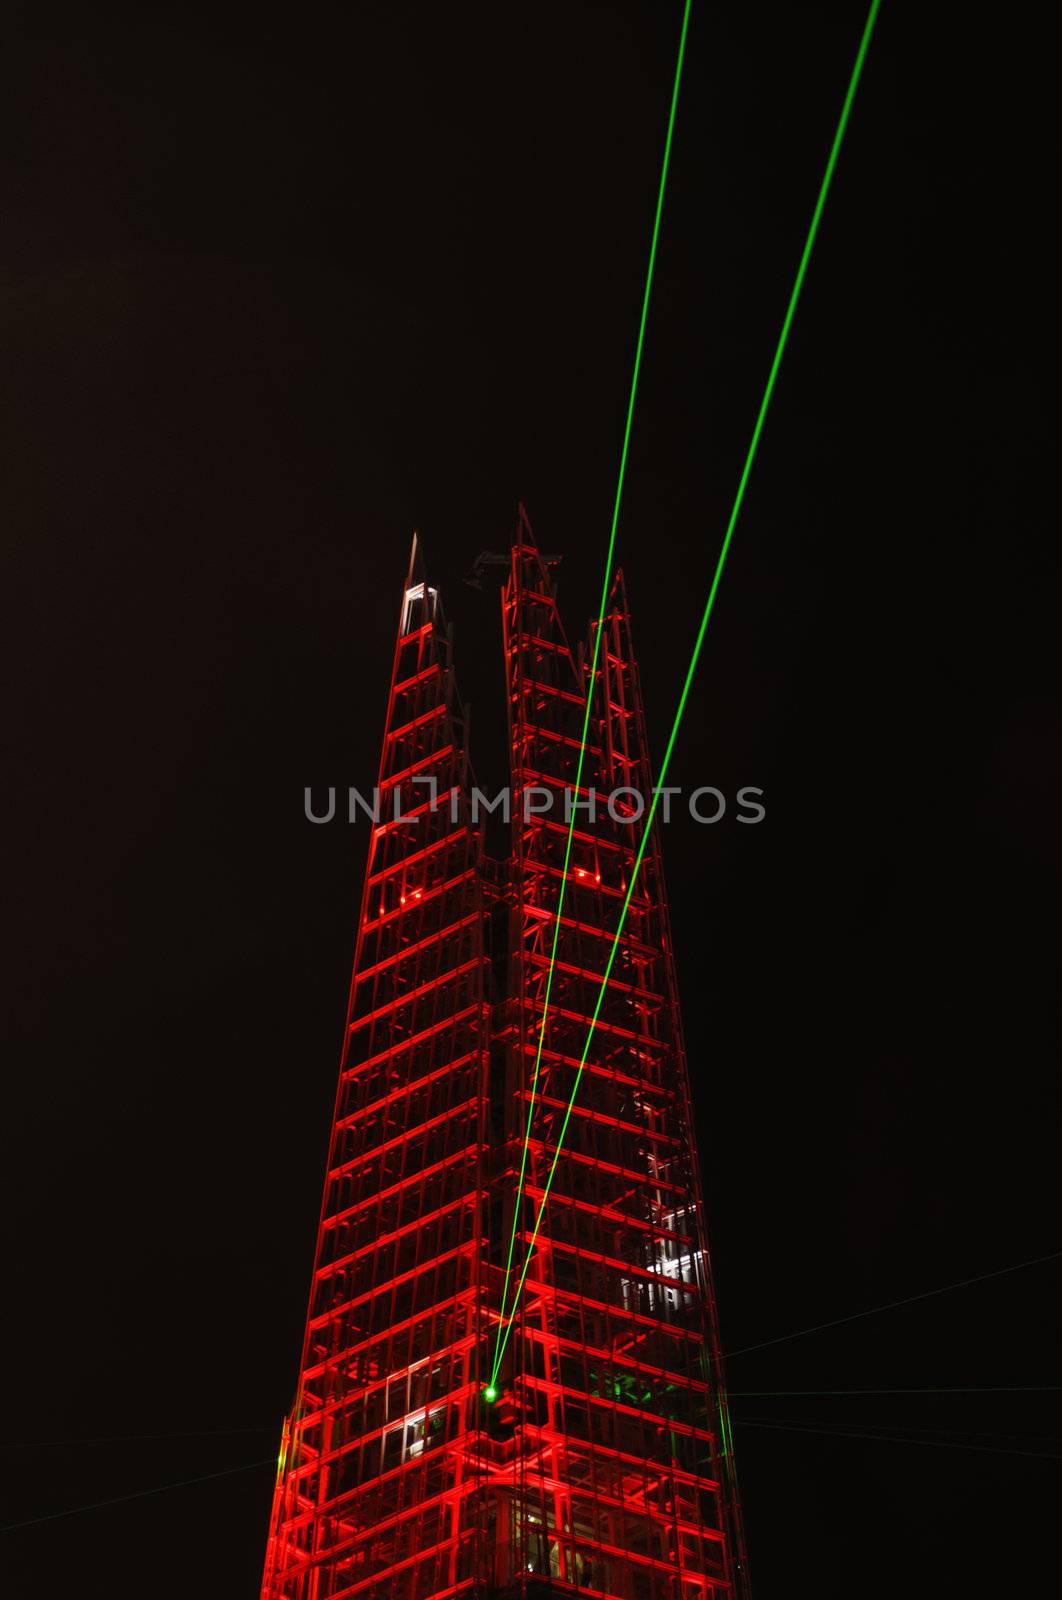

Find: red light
[262,522,749,1600]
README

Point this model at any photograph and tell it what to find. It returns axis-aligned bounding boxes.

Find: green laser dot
[483,1386,498,1403]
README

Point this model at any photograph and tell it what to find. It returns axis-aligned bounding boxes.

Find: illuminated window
[401,582,438,634]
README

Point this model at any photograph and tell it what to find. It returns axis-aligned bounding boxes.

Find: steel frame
[262,516,749,1600]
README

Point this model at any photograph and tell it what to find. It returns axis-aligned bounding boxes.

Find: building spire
[404,529,428,590]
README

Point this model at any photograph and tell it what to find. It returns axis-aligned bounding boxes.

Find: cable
[0,1457,275,1534]
[7,1386,1057,1450]
[740,1414,1062,1446]
[0,1425,277,1450]
[494,0,694,1369]
[731,1385,1062,1397]
[726,1247,1062,1358]
[734,1417,1062,1463]
[491,0,882,1384]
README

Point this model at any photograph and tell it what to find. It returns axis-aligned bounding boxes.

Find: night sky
[3,3,1058,1596]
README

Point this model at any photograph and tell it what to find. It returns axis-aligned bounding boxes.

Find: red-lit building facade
[261,512,749,1600]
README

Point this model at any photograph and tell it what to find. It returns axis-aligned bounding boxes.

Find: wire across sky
[490,0,883,1389]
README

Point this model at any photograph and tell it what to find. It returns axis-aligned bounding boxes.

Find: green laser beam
[726,1247,1062,1359]
[491,0,882,1384]
[493,0,693,1365]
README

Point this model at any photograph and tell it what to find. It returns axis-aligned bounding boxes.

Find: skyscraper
[261,510,749,1600]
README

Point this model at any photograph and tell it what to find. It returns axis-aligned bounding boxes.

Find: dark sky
[3,2,1058,1595]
